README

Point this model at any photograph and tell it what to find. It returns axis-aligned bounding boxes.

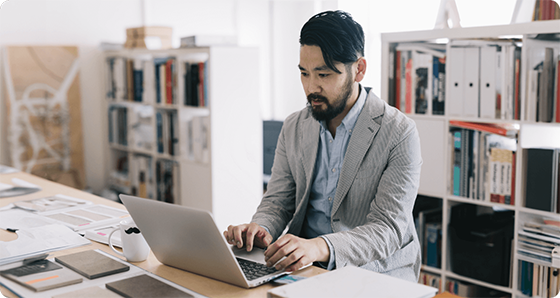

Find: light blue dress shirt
[303,84,367,269]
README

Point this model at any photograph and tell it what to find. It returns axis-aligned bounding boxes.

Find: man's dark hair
[299,10,364,74]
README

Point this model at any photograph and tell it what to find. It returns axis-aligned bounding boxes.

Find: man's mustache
[307,94,327,103]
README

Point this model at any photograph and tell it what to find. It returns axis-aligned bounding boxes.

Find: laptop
[119,194,288,288]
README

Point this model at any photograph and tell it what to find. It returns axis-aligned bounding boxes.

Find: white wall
[0,0,266,194]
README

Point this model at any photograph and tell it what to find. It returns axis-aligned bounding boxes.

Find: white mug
[108,218,150,262]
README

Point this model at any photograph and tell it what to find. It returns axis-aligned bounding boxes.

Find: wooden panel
[3,46,85,189]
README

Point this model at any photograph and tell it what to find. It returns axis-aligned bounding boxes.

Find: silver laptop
[119,194,288,288]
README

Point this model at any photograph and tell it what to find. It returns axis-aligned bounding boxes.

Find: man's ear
[355,57,367,83]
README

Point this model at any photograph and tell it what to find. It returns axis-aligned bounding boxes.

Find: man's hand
[264,234,330,272]
[223,223,273,252]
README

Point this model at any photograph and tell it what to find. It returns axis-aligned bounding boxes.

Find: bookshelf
[382,20,560,297]
[102,46,263,232]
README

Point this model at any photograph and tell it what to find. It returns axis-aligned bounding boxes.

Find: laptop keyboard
[236,258,280,281]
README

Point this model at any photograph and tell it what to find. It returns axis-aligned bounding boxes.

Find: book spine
[155,62,161,104]
[405,53,413,114]
[453,130,461,196]
[198,62,205,107]
[395,50,401,111]
[166,59,173,105]
[156,111,163,153]
[556,55,560,123]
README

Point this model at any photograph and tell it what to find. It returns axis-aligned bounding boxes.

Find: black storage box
[448,205,514,287]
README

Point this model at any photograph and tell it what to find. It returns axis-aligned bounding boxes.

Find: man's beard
[307,75,354,122]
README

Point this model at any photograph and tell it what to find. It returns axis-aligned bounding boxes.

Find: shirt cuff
[319,236,336,270]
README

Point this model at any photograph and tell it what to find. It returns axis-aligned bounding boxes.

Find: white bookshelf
[381,20,560,297]
[102,46,263,232]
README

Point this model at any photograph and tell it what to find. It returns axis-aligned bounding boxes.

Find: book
[432,56,445,115]
[105,274,194,297]
[425,222,442,268]
[0,259,82,292]
[53,286,123,298]
[556,54,560,123]
[489,148,513,204]
[452,129,462,196]
[55,249,130,279]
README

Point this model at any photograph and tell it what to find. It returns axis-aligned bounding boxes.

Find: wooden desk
[0,171,326,298]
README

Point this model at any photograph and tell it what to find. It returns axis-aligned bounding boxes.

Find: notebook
[119,194,288,288]
[0,259,82,292]
[106,274,193,297]
[55,249,130,279]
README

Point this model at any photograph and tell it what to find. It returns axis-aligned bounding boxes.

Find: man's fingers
[245,225,259,251]
[231,225,247,248]
[265,236,296,268]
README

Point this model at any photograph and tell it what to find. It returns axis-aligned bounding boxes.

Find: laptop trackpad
[231,246,267,264]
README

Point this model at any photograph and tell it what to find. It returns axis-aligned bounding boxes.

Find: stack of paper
[0,209,92,265]
[267,266,437,298]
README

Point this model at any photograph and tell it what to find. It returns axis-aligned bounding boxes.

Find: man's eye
[319,74,329,78]
[301,72,309,77]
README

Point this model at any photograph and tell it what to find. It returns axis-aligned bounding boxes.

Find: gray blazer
[252,89,422,282]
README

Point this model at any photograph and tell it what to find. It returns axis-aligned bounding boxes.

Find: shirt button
[329,139,333,143]
[349,129,352,133]
[332,168,336,173]
[328,197,333,202]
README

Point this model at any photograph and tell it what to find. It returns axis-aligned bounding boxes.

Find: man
[224,10,422,282]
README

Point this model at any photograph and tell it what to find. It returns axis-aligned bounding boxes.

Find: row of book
[156,110,179,156]
[129,154,154,200]
[184,61,208,107]
[105,56,177,105]
[105,56,209,107]
[519,260,560,298]
[108,106,128,146]
[108,152,180,204]
[418,272,442,294]
[449,121,518,205]
[532,0,560,21]
[526,47,560,123]
[414,207,442,269]
[413,196,442,270]
[447,40,522,121]
[389,43,446,116]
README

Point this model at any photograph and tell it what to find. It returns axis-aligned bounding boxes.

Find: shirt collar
[319,84,367,133]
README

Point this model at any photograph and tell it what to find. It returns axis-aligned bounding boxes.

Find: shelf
[384,20,560,297]
[445,271,513,294]
[103,46,262,232]
[446,195,516,211]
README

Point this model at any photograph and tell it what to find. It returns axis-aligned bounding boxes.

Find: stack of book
[519,259,560,297]
[391,42,446,115]
[526,47,560,123]
[518,220,560,264]
[449,121,518,204]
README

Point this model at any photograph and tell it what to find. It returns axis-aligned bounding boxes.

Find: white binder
[447,47,464,117]
[463,47,480,118]
[479,46,497,119]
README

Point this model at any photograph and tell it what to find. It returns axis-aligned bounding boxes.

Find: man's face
[299,45,355,122]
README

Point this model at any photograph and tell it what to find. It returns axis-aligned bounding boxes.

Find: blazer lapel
[332,91,384,215]
[300,116,320,194]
